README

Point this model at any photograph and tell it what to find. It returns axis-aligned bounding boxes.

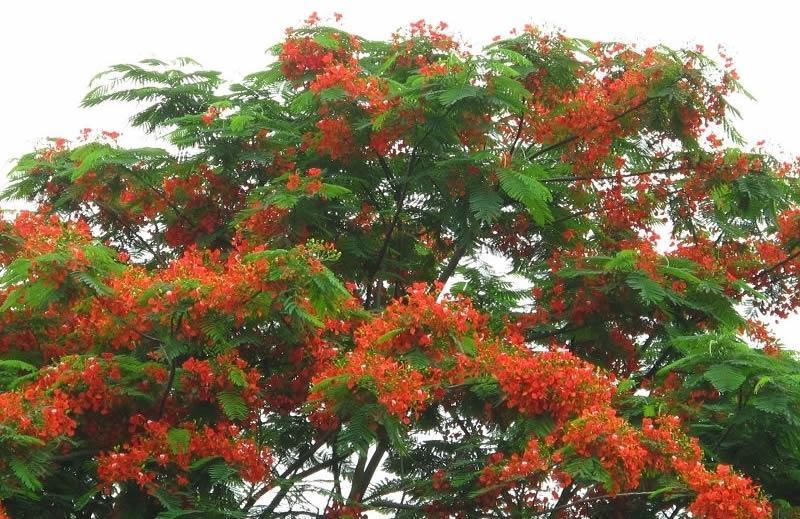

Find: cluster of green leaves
[661,334,800,502]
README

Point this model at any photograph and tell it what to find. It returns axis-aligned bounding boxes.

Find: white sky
[1,0,799,346]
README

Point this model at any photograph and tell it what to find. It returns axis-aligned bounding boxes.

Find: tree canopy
[1,12,799,518]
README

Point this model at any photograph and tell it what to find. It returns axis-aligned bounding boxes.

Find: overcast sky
[1,0,799,345]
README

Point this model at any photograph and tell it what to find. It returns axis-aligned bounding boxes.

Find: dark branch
[348,439,388,503]
[538,166,681,184]
[754,248,800,280]
[528,97,655,161]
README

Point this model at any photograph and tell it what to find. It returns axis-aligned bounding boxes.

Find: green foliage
[217,392,248,421]
[82,59,222,132]
[497,166,553,225]
[167,428,191,454]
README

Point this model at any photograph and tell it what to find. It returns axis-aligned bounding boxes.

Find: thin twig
[527,97,655,161]
[538,166,681,184]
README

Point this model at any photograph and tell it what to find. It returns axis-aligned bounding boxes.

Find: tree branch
[369,499,426,512]
[508,112,525,157]
[253,431,334,513]
[97,202,169,266]
[754,248,800,280]
[365,151,415,308]
[548,482,576,519]
[437,239,470,285]
[528,97,655,161]
[348,439,388,503]
[375,153,397,191]
[156,362,176,418]
[542,490,653,516]
[538,166,681,184]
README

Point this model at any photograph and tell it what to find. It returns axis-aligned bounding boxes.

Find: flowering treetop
[1,12,798,519]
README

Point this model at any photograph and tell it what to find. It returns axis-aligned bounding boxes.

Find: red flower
[201,106,219,125]
[315,117,355,160]
[287,173,302,190]
[305,180,322,194]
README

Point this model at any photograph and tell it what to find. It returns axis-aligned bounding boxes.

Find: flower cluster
[180,352,261,416]
[236,203,289,243]
[682,464,771,519]
[777,207,800,246]
[97,418,271,490]
[560,406,648,492]
[286,166,324,194]
[487,348,616,426]
[0,355,161,445]
[310,284,493,423]
[641,416,770,518]
[310,63,393,116]
[279,35,353,80]
[311,349,428,423]
[354,282,486,357]
[82,244,327,351]
[478,438,547,489]
[0,212,93,285]
[313,116,355,160]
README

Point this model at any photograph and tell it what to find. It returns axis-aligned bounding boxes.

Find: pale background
[1,0,798,346]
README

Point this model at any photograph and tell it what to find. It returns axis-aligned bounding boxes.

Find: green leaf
[208,461,237,484]
[491,75,530,101]
[166,428,191,454]
[70,143,111,180]
[289,90,315,113]
[469,187,503,223]
[659,265,702,284]
[382,416,410,456]
[487,60,520,78]
[229,113,253,133]
[319,183,351,199]
[376,328,404,345]
[10,457,42,491]
[456,334,477,356]
[438,84,482,106]
[562,455,612,488]
[468,376,501,400]
[337,404,379,454]
[188,456,218,471]
[217,391,248,420]
[313,33,340,50]
[604,250,637,272]
[2,433,45,447]
[72,271,113,296]
[497,168,552,224]
[557,267,606,278]
[320,87,347,102]
[491,47,533,67]
[0,258,31,285]
[0,359,37,373]
[162,336,189,362]
[626,274,667,305]
[155,509,199,519]
[228,367,247,388]
[704,364,747,393]
[75,487,100,510]
[0,288,22,311]
[401,349,431,370]
[414,241,432,256]
[750,393,789,415]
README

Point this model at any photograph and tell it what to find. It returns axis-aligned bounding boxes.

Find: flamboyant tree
[2,12,800,518]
